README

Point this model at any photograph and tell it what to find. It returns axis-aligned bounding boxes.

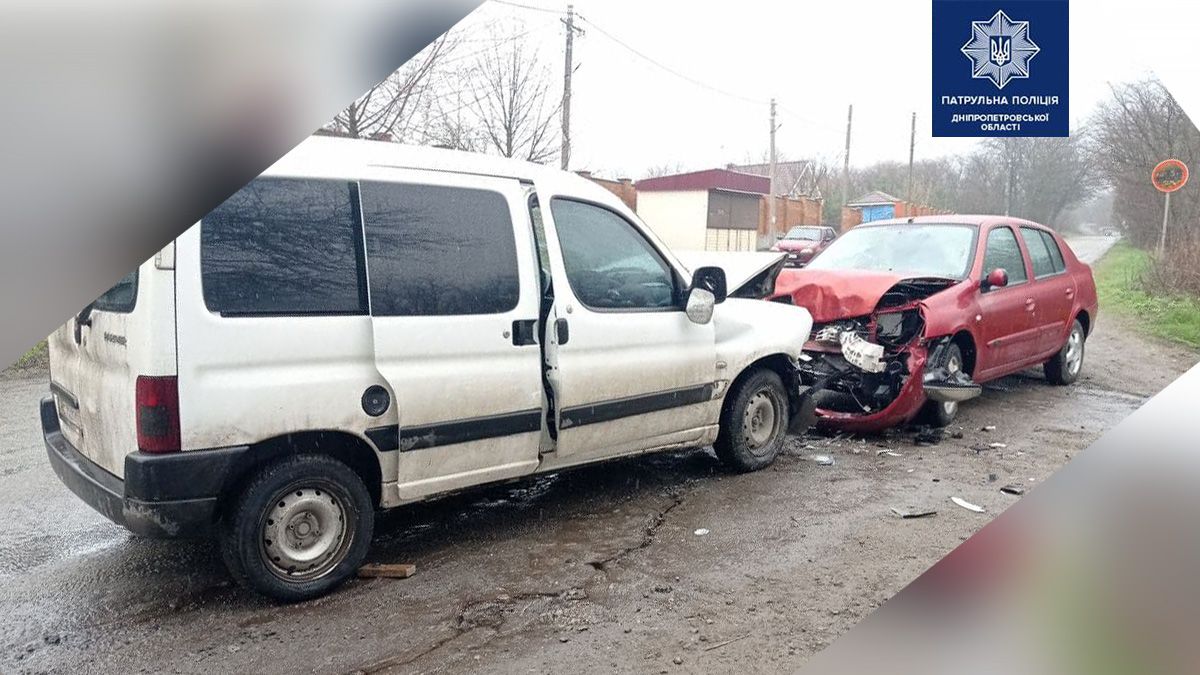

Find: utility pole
[907,111,916,203]
[841,104,853,221]
[768,98,778,246]
[560,4,582,170]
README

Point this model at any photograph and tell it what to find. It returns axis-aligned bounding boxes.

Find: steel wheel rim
[743,389,782,455]
[260,480,354,582]
[1065,326,1084,375]
[941,353,962,417]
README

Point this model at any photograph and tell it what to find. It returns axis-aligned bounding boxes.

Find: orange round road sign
[1152,159,1189,193]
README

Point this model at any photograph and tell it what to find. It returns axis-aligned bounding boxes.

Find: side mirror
[690,266,727,304]
[686,287,716,325]
[984,268,1009,290]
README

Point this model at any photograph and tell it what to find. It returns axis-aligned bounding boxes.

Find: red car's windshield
[806,223,976,279]
[783,226,822,241]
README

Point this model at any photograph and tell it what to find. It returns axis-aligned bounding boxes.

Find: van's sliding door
[358,169,546,502]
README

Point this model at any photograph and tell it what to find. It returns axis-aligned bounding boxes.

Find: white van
[42,137,816,601]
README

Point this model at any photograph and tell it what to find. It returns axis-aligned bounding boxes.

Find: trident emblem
[989,36,1011,66]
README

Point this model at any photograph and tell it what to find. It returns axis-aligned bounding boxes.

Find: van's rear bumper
[41,397,240,538]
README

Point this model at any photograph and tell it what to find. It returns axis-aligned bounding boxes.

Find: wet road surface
[2,236,1196,674]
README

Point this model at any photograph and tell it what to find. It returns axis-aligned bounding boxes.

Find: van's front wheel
[219,455,374,602]
[715,369,788,472]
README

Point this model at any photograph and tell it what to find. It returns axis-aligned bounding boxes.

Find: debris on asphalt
[694,528,710,536]
[703,634,751,652]
[987,473,998,482]
[989,442,1008,449]
[890,507,937,519]
[913,427,942,446]
[981,425,996,432]
[357,563,417,579]
[950,430,965,439]
[809,454,835,466]
[1000,484,1026,496]
[876,449,902,457]
[951,497,985,513]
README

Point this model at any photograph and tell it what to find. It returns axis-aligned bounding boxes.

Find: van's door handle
[511,319,537,346]
[555,318,570,345]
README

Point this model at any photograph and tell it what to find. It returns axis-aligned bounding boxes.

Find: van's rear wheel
[715,369,788,472]
[219,455,374,602]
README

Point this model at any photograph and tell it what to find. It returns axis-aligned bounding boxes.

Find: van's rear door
[47,254,176,478]
[357,169,546,501]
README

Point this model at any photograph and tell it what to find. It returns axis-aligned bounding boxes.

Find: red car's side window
[1020,227,1059,279]
[983,227,1028,285]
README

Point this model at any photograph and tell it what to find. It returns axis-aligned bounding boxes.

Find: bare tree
[325,35,456,141]
[468,33,560,164]
[420,90,486,152]
[643,162,690,178]
[1089,77,1200,248]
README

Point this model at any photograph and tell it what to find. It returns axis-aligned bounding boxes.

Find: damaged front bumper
[798,328,980,433]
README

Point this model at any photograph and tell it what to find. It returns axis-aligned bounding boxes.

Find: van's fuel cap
[361,385,390,417]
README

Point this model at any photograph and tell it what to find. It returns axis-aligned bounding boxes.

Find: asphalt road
[2,236,1196,674]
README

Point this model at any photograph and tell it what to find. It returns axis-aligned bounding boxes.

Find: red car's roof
[857,215,1053,230]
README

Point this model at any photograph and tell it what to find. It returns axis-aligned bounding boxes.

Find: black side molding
[560,384,714,430]
[367,409,543,453]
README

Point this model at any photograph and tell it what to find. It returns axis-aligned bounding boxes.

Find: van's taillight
[136,376,180,453]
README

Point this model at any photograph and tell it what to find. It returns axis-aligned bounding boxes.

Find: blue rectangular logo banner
[932,0,1069,137]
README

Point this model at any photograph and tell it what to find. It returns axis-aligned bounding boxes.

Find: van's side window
[362,182,520,316]
[549,199,676,311]
[91,270,139,313]
[201,178,367,316]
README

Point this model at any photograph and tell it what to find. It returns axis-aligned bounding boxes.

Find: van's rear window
[92,270,139,313]
[201,178,367,316]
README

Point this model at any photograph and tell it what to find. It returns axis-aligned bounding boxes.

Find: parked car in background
[770,225,837,266]
[771,216,1098,433]
[42,137,818,602]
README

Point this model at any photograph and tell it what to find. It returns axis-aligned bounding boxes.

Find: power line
[575,14,768,107]
[488,0,564,15]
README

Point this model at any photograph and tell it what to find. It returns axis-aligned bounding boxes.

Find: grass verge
[1093,243,1200,349]
[4,339,49,374]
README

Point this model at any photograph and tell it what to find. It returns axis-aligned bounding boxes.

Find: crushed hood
[774,268,959,322]
[674,251,788,298]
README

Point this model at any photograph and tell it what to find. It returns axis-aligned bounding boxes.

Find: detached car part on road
[772,217,1098,433]
[42,137,818,602]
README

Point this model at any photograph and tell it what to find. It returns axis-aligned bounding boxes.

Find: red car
[772,216,1098,433]
[770,225,838,267]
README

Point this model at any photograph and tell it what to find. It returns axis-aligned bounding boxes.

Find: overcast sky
[445,0,1196,179]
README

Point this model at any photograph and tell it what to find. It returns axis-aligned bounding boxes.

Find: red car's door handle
[1025,298,1036,312]
[1065,288,1075,297]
